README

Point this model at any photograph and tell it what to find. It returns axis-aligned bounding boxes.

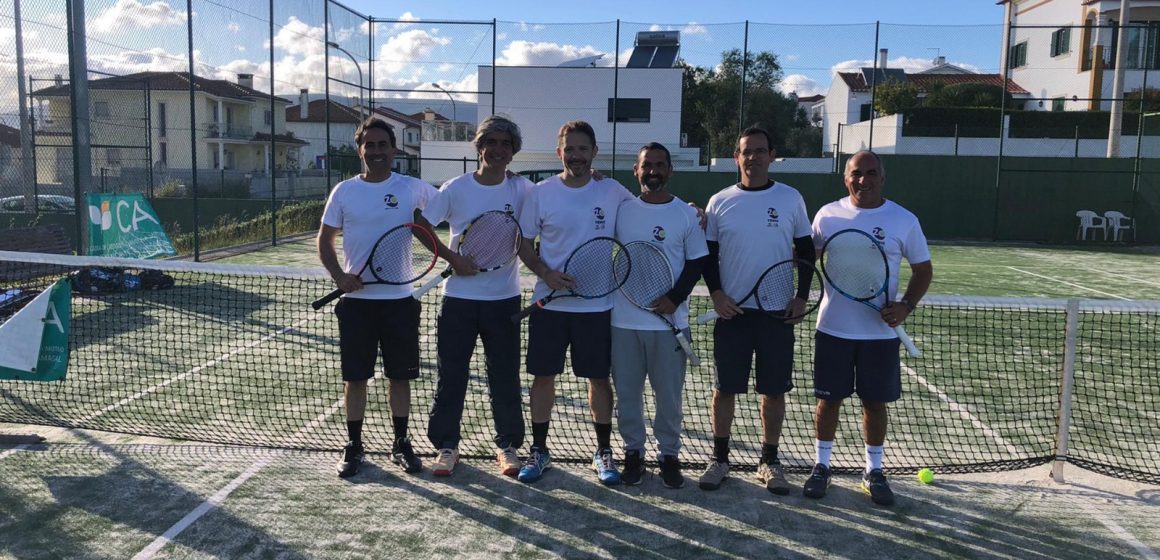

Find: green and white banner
[0,278,71,382]
[86,193,176,259]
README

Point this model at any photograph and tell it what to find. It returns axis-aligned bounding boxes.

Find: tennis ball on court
[917,468,935,484]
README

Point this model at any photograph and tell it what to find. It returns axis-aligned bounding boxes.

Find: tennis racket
[511,236,630,322]
[411,210,522,300]
[819,228,921,357]
[312,223,438,310]
[617,241,700,366]
[695,258,822,324]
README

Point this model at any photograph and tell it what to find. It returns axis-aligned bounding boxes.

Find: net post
[1051,298,1080,483]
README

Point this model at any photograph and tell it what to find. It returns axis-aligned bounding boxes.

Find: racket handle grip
[895,326,922,358]
[695,310,719,325]
[412,272,446,301]
[312,288,343,310]
[511,299,545,323]
[676,333,700,366]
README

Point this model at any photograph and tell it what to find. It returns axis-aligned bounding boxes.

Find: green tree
[873,79,921,115]
[924,82,1011,108]
[680,49,820,161]
[1124,88,1160,112]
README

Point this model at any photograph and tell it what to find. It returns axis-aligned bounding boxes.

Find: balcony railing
[202,122,253,139]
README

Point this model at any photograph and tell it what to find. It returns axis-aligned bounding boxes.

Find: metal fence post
[1051,299,1081,483]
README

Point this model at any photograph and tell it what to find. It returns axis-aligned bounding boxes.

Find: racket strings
[370,225,436,283]
[754,261,798,312]
[565,238,629,297]
[459,213,521,269]
[618,243,672,308]
[822,235,887,300]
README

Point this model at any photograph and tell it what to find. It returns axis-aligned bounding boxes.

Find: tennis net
[1,250,1157,483]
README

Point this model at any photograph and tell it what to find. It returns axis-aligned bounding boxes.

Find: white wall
[822,78,867,155]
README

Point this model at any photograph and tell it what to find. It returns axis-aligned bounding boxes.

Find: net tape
[1,251,1157,483]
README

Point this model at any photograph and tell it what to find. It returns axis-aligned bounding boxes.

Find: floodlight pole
[327,41,365,121]
[432,83,457,123]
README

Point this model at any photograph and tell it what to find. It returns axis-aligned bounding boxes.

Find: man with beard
[611,142,709,488]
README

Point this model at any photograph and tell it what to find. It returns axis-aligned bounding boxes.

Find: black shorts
[526,309,611,379]
[712,312,795,395]
[335,296,421,382]
[813,331,901,403]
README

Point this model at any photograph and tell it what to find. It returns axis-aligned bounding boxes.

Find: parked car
[0,195,77,213]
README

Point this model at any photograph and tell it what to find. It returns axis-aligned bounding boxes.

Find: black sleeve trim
[701,241,722,292]
[666,255,709,305]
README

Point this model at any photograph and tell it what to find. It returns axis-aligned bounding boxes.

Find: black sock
[713,436,730,463]
[594,422,612,451]
[392,416,408,442]
[532,421,550,450]
[761,443,779,465]
[347,420,363,445]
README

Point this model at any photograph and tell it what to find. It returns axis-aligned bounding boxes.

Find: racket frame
[312,223,438,310]
[511,236,630,322]
[618,241,700,366]
[695,258,821,324]
[411,210,522,300]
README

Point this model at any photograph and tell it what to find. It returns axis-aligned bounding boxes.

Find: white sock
[866,444,884,472]
[815,440,833,467]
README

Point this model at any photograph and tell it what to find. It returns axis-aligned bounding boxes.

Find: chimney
[934,55,946,66]
[878,48,888,69]
[54,74,63,87]
[237,73,254,89]
[423,107,436,121]
[299,89,309,119]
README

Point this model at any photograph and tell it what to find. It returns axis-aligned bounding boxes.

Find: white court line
[1006,267,1131,301]
[1088,508,1160,560]
[1091,268,1160,289]
[73,314,319,425]
[0,427,71,461]
[903,365,1021,456]
[133,398,344,559]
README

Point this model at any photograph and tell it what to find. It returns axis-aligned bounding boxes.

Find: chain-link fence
[1,3,1157,254]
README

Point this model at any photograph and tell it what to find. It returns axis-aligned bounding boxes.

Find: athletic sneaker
[432,447,459,477]
[659,454,685,489]
[496,446,521,477]
[621,449,645,486]
[391,437,423,474]
[803,463,832,499]
[861,469,896,506]
[756,462,791,495]
[592,448,622,485]
[337,440,364,479]
[518,446,552,483]
[698,458,729,490]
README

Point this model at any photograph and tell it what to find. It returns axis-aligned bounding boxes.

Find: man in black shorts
[318,117,438,478]
[699,126,815,493]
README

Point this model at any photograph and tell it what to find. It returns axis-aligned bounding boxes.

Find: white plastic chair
[1104,210,1135,242]
[1075,210,1107,240]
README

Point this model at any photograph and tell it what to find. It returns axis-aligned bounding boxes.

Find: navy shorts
[813,331,901,403]
[526,309,611,379]
[335,296,421,382]
[712,312,795,395]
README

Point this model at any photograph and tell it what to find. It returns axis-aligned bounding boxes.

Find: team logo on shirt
[383,194,399,209]
[652,226,667,242]
[503,203,514,215]
[594,207,607,230]
[872,226,886,241]
[766,207,780,227]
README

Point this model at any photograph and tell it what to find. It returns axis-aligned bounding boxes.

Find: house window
[212,150,220,169]
[1051,28,1071,57]
[607,98,651,123]
[106,147,122,165]
[158,102,167,137]
[264,110,273,125]
[1010,41,1028,68]
[93,101,110,118]
[1125,23,1160,70]
[1052,97,1066,112]
[859,103,873,122]
[159,142,167,165]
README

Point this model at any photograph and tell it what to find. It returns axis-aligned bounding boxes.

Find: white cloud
[227,22,240,34]
[496,40,608,67]
[273,16,325,57]
[89,47,190,75]
[831,55,960,76]
[392,12,421,31]
[647,23,706,36]
[515,22,546,33]
[778,74,824,97]
[379,29,451,73]
[784,54,801,63]
[90,0,187,34]
[236,45,246,52]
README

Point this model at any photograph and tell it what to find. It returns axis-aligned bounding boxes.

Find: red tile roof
[372,106,422,127]
[797,94,825,103]
[286,100,362,124]
[837,71,1029,95]
[31,71,292,103]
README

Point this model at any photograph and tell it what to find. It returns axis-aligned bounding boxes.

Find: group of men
[318,114,932,506]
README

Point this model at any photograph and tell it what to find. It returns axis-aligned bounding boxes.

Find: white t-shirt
[612,196,710,330]
[518,175,635,312]
[812,197,931,340]
[321,173,438,300]
[704,182,812,309]
[422,173,534,301]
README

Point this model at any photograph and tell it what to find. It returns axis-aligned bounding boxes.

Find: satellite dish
[557,54,604,68]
